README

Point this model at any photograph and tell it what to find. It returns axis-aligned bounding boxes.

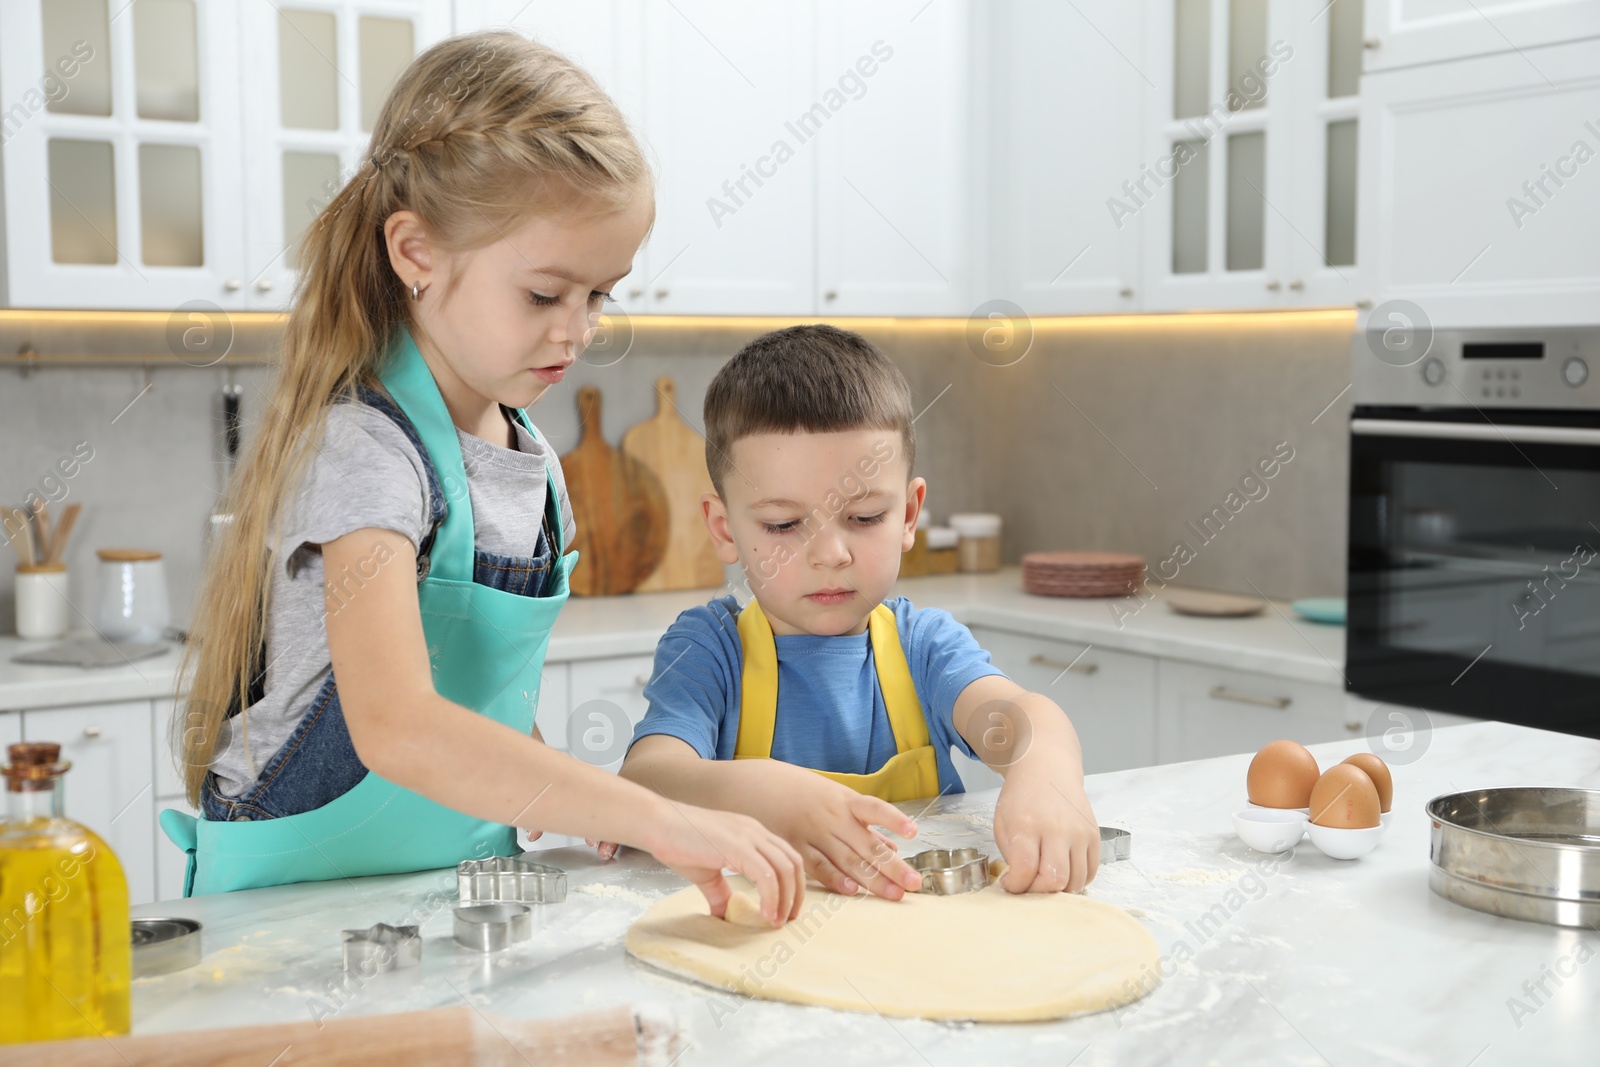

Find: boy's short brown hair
[703,325,916,496]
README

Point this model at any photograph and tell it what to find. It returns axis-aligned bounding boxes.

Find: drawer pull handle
[1209,686,1291,710]
[1028,654,1098,676]
[633,675,651,688]
[83,725,102,739]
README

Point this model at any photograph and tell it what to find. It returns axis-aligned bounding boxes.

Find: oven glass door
[1348,409,1600,737]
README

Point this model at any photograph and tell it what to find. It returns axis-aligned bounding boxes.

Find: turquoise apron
[160,327,574,895]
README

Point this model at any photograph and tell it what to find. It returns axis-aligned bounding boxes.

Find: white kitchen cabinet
[1357,37,1600,328]
[814,0,973,315]
[1140,0,1366,311]
[237,1,452,311]
[637,1,817,315]
[565,654,655,773]
[986,0,1145,316]
[0,0,445,311]
[0,0,245,309]
[0,710,19,750]
[22,700,156,906]
[1362,0,1600,73]
[1155,659,1356,765]
[967,625,1160,776]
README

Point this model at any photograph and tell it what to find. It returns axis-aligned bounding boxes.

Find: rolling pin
[15,1005,680,1067]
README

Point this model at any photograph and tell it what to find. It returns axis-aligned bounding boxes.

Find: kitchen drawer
[1156,661,1354,765]
[23,701,156,906]
[967,626,1159,775]
[565,655,655,772]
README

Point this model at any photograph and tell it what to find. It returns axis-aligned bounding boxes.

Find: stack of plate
[1021,551,1145,598]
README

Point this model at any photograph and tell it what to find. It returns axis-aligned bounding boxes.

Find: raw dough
[625,877,1160,1022]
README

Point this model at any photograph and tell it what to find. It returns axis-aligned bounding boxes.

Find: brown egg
[1309,765,1382,828]
[1341,753,1393,813]
[1246,740,1320,809]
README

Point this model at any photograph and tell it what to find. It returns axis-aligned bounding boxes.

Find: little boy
[620,325,1100,898]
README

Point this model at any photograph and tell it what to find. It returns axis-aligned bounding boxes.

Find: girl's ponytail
[176,32,652,804]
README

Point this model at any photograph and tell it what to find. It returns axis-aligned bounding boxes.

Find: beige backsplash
[0,310,1354,631]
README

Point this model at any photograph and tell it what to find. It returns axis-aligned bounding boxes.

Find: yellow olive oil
[0,743,131,1042]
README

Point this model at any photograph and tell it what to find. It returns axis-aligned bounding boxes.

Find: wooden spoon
[46,503,82,565]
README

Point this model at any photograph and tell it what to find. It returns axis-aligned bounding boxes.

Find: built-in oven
[1346,324,1600,738]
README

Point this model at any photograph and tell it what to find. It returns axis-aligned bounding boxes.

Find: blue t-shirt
[629,595,1006,795]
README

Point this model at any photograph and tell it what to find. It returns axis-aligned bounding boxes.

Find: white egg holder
[1233,803,1392,860]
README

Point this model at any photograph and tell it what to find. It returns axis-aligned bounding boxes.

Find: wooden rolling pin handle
[655,376,676,408]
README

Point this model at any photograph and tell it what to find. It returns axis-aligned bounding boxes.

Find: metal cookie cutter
[341,922,421,975]
[132,917,202,978]
[457,853,567,906]
[453,903,533,953]
[909,848,991,895]
[1100,826,1132,863]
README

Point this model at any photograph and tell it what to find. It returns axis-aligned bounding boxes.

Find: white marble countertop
[125,720,1595,1065]
[0,570,1343,712]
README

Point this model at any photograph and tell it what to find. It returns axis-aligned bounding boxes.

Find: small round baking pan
[1427,787,1600,928]
[132,917,202,977]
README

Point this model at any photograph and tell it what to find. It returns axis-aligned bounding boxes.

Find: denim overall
[160,325,574,895]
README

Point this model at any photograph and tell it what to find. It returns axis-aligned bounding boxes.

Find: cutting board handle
[654,376,677,412]
[577,385,603,444]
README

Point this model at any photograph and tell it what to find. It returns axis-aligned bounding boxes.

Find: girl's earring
[410,280,422,302]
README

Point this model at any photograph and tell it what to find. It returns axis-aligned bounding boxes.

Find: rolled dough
[625,877,1160,1022]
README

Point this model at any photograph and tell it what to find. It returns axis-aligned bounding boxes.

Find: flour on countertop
[574,883,658,904]
[1158,867,1242,885]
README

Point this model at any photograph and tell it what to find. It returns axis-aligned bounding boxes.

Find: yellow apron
[733,600,942,802]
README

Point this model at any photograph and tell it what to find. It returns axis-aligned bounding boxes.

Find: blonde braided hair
[176,31,653,803]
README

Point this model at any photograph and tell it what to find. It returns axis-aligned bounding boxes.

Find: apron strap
[378,326,475,582]
[734,600,928,759]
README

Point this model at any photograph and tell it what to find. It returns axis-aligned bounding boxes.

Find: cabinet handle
[1344,720,1363,733]
[654,288,669,300]
[628,287,643,300]
[1029,654,1098,676]
[1265,279,1282,291]
[824,290,838,302]
[224,278,242,292]
[83,725,102,739]
[1362,36,1381,49]
[1118,286,1134,298]
[1288,279,1304,291]
[1209,686,1291,710]
[1355,297,1373,309]
[633,675,650,688]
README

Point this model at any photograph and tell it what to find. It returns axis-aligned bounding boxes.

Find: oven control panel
[1352,324,1600,409]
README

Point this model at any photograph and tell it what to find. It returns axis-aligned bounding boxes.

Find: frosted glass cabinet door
[0,0,246,308]
[238,1,451,311]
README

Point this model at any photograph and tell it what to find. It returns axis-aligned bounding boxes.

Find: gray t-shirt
[210,401,575,798]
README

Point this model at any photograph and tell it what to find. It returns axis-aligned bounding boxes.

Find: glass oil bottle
[0,742,131,1042]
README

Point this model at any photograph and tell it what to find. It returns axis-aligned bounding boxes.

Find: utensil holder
[15,563,70,639]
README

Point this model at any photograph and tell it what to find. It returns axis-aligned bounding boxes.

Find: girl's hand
[585,838,619,861]
[644,802,805,927]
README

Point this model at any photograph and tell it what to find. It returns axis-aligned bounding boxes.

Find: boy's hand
[644,801,806,927]
[992,767,1100,893]
[759,770,924,900]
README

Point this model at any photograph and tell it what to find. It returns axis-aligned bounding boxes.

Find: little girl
[160,31,803,925]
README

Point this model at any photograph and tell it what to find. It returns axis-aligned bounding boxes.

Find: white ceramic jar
[14,563,71,639]
[94,548,169,643]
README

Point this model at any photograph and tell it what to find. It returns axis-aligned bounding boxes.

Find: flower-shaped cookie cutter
[456,853,568,906]
[340,922,421,975]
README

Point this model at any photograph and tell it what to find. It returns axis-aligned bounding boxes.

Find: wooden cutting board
[624,377,725,592]
[560,385,669,596]
[35,1005,672,1066]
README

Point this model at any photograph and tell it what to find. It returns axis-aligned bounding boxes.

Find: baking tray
[1427,787,1600,928]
